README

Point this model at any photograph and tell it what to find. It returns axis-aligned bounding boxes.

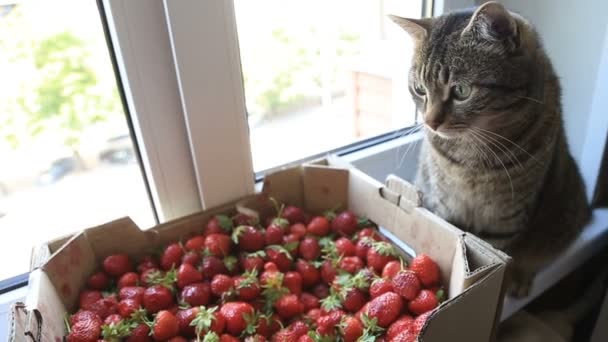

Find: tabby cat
[390,1,591,297]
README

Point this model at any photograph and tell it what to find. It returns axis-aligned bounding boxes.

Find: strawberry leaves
[147,267,177,290]
[359,313,385,341]
[371,241,399,257]
[191,306,218,342]
[216,215,234,233]
[320,287,342,311]
[101,320,137,341]
[267,245,294,260]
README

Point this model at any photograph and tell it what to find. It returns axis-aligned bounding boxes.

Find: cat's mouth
[426,123,469,139]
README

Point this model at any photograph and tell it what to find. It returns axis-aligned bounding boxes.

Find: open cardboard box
[8,158,510,342]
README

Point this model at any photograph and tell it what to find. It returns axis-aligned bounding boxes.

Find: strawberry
[335,238,356,257]
[118,272,139,289]
[266,246,293,272]
[409,254,440,287]
[117,298,140,318]
[331,211,358,236]
[412,311,431,334]
[66,314,102,342]
[288,321,309,337]
[167,337,188,342]
[143,285,174,313]
[160,243,184,271]
[392,271,421,301]
[206,215,234,235]
[140,268,160,287]
[234,269,261,301]
[79,290,102,309]
[103,313,122,325]
[297,335,314,342]
[232,226,265,252]
[366,242,399,273]
[205,234,233,257]
[136,255,159,274]
[265,224,285,245]
[359,292,403,328]
[284,271,303,296]
[70,310,102,327]
[387,315,414,340]
[282,205,306,224]
[339,315,363,342]
[182,251,202,266]
[355,238,373,260]
[316,309,344,336]
[240,252,266,272]
[300,292,320,311]
[357,228,381,241]
[299,237,320,261]
[382,260,403,279]
[306,308,322,322]
[202,256,229,279]
[211,274,234,297]
[220,334,240,342]
[274,294,305,319]
[126,323,152,342]
[87,272,110,291]
[312,283,330,299]
[391,329,417,342]
[220,302,255,335]
[84,296,118,319]
[289,223,308,239]
[256,313,282,337]
[320,260,337,284]
[340,256,364,274]
[177,263,203,289]
[295,259,321,288]
[369,278,393,299]
[233,213,258,226]
[119,286,145,302]
[307,216,330,236]
[175,307,197,336]
[181,282,211,307]
[185,235,206,251]
[152,310,179,341]
[342,288,367,313]
[102,254,133,277]
[408,289,438,315]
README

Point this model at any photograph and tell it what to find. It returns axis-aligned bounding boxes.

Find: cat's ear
[388,15,431,43]
[462,1,518,44]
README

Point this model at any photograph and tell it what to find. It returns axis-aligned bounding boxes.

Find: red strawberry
[340,316,363,342]
[119,286,145,302]
[284,271,303,296]
[152,310,179,341]
[409,254,440,287]
[266,246,293,272]
[357,228,381,241]
[70,310,102,327]
[359,292,403,328]
[104,313,122,325]
[126,323,151,342]
[232,226,265,252]
[306,308,322,322]
[412,311,431,334]
[201,256,229,279]
[182,251,202,266]
[205,234,233,257]
[185,235,206,251]
[139,268,159,287]
[175,307,196,337]
[87,272,110,291]
[282,206,306,224]
[335,238,356,257]
[382,260,403,279]
[84,296,118,320]
[289,223,308,239]
[387,315,414,340]
[103,254,133,277]
[211,274,234,297]
[66,314,102,342]
[79,290,102,309]
[265,224,285,245]
[297,335,314,342]
[233,213,258,226]
[117,272,139,289]
[312,283,330,299]
[369,278,393,299]
[316,310,344,336]
[177,263,203,289]
[206,215,234,235]
[256,313,281,337]
[299,237,320,261]
[221,334,240,342]
[240,252,265,272]
[181,282,211,307]
[167,337,188,342]
[160,243,184,271]
[339,256,364,274]
[331,211,358,236]
[355,239,373,260]
[136,255,159,274]
[234,270,261,301]
[143,285,174,313]
[320,261,337,284]
[391,329,417,342]
[296,259,321,288]
[117,299,140,318]
[392,270,421,301]
[342,289,367,313]
[408,289,438,315]
[220,302,255,335]
[300,292,320,311]
[307,216,330,236]
[275,294,305,319]
[366,242,399,273]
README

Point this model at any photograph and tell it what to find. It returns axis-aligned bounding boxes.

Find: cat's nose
[425,120,442,131]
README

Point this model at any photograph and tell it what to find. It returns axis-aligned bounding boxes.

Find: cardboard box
[8,160,510,342]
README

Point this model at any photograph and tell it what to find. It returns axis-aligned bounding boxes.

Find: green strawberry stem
[63,314,71,334]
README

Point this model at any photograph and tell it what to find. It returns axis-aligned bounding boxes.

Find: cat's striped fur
[390,2,590,297]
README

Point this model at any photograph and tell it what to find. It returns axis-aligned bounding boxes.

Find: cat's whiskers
[395,123,423,170]
[470,128,524,170]
[466,133,492,171]
[470,126,543,166]
[468,130,515,200]
[516,95,545,105]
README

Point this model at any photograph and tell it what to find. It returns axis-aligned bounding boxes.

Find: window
[0,0,155,280]
[234,0,425,171]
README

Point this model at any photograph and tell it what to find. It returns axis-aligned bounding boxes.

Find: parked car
[37,157,78,186]
[98,134,135,165]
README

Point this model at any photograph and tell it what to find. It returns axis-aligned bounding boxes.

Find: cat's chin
[429,129,461,140]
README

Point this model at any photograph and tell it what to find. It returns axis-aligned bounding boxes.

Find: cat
[389,1,591,297]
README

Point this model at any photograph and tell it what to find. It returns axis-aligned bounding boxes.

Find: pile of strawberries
[66,202,445,342]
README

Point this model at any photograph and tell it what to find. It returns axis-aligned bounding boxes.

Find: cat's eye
[413,81,426,96]
[452,84,472,101]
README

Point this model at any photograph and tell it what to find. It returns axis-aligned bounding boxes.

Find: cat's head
[390,1,544,139]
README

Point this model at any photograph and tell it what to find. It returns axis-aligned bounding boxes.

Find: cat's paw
[507,269,535,298]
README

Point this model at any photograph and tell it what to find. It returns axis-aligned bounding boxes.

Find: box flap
[22,270,67,342]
